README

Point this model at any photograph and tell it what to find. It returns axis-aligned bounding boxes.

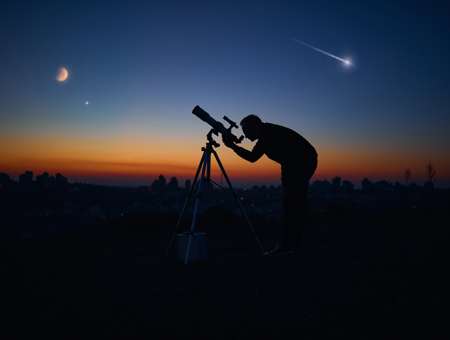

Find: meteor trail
[292,38,353,65]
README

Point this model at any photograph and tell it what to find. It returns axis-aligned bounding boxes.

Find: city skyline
[1,1,449,188]
[0,168,440,191]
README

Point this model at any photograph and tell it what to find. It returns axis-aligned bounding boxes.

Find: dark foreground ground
[1,212,449,339]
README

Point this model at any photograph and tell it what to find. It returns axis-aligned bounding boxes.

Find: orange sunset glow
[1,1,449,189]
[2,129,449,188]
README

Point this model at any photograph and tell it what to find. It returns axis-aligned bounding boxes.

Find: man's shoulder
[263,122,316,154]
[263,122,298,136]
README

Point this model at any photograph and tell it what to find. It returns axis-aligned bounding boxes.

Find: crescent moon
[57,67,68,81]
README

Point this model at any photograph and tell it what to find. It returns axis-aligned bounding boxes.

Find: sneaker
[264,244,294,256]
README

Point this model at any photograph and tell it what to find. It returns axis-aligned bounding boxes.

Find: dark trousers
[280,159,317,248]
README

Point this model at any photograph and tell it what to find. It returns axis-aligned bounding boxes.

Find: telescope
[167,105,264,262]
[192,105,244,144]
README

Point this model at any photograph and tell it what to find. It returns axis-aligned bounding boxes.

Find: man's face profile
[242,123,260,142]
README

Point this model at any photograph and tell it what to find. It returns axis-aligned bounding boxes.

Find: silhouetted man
[223,115,317,256]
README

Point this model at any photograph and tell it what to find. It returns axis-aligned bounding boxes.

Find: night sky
[1,0,449,188]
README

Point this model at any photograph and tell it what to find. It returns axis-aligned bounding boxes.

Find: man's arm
[222,136,264,163]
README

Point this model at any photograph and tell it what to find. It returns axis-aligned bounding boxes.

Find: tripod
[167,129,264,264]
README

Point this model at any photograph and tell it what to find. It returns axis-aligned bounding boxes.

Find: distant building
[36,172,50,184]
[48,175,56,185]
[322,180,331,192]
[332,176,341,192]
[0,172,10,184]
[160,175,166,187]
[309,179,332,193]
[374,180,392,192]
[310,180,321,191]
[342,180,354,192]
[167,177,178,190]
[361,178,373,192]
[19,171,33,184]
[55,173,68,185]
[151,174,167,191]
[35,172,68,186]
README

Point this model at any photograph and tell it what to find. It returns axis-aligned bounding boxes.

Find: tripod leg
[206,147,211,189]
[166,150,206,255]
[212,150,265,254]
[185,149,210,264]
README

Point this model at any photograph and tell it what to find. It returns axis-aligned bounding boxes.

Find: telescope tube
[192,105,241,143]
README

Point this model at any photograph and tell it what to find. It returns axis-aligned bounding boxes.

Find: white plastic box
[177,232,207,261]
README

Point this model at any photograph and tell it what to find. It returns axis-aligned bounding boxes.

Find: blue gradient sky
[1,0,449,188]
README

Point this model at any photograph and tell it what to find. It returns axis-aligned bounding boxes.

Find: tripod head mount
[205,129,220,149]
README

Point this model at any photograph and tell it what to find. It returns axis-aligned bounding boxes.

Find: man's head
[240,115,263,141]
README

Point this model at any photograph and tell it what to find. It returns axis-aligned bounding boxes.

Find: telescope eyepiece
[223,116,238,129]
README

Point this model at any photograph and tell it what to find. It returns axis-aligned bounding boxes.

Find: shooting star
[292,38,353,66]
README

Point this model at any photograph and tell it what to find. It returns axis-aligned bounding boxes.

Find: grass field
[1,213,448,339]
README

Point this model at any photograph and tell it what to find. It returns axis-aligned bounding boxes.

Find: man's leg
[281,180,308,249]
[266,159,316,255]
[280,159,316,250]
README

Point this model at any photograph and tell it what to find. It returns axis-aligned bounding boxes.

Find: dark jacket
[232,123,317,186]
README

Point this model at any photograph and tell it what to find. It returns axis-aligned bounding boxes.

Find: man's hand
[222,135,235,149]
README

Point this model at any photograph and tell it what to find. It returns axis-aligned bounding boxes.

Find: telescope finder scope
[192,105,243,144]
